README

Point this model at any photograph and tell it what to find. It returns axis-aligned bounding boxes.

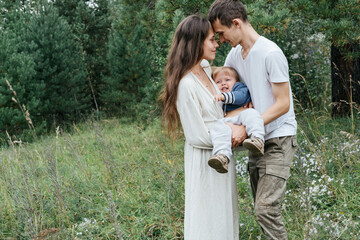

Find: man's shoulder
[256,36,283,54]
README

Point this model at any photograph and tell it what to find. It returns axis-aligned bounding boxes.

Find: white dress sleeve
[177,77,213,149]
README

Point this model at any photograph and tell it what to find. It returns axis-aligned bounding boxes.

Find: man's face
[212,19,240,47]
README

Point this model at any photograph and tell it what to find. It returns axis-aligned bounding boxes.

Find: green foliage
[243,0,331,109]
[0,0,359,142]
[103,16,153,117]
[21,2,90,124]
[53,0,111,111]
[0,7,42,142]
[0,1,90,140]
[101,0,160,121]
[289,0,360,116]
[0,0,108,144]
[292,0,360,50]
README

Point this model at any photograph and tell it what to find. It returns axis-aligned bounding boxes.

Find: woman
[161,15,239,239]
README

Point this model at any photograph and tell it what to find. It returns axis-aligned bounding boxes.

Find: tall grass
[0,118,184,239]
[0,110,359,239]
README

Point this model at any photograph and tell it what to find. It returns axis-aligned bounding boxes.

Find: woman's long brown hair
[160,15,211,139]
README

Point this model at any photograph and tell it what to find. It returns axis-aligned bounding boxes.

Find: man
[208,0,298,239]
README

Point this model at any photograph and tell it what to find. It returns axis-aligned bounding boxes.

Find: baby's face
[214,71,237,93]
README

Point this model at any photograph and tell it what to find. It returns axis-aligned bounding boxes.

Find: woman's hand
[225,122,247,147]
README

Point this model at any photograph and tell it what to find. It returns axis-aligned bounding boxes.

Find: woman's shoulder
[200,59,212,75]
[200,59,210,68]
[177,73,197,102]
[178,72,196,93]
[180,71,194,84]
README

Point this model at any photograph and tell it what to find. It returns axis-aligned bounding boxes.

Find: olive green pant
[248,136,297,240]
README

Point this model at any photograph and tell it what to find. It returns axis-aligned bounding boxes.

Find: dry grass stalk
[6,79,37,138]
[33,228,60,240]
[107,191,123,239]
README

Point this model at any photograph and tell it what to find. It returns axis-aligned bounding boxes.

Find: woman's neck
[191,61,203,73]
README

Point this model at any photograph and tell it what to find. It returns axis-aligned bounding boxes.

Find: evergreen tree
[0,1,42,142]
[102,0,159,120]
[104,6,151,116]
[0,29,38,142]
[16,1,90,126]
[53,0,111,112]
[0,1,90,141]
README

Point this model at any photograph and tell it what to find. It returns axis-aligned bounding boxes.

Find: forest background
[0,0,359,239]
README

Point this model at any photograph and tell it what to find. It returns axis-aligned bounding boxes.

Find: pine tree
[53,0,111,112]
[103,6,152,116]
[101,0,157,119]
[15,1,90,126]
[0,30,38,141]
[0,1,41,141]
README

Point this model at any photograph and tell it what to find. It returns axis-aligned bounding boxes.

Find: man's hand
[225,122,247,147]
[243,101,253,108]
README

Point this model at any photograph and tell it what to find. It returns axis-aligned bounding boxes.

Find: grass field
[0,112,359,239]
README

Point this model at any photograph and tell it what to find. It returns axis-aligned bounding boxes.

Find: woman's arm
[177,79,213,149]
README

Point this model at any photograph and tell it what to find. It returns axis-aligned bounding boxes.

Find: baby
[208,66,265,173]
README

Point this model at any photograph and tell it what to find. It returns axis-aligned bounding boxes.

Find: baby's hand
[214,94,225,102]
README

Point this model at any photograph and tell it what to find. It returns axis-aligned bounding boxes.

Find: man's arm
[226,82,290,147]
[262,82,290,125]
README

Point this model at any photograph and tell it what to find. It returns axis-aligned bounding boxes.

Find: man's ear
[232,18,243,28]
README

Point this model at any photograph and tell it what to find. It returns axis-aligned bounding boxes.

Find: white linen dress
[176,60,239,240]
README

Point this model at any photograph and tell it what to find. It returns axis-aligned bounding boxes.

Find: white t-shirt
[225,36,297,140]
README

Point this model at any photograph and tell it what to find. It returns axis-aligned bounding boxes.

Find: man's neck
[240,25,260,53]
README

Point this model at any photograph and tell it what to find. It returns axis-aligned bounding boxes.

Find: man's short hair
[208,0,248,27]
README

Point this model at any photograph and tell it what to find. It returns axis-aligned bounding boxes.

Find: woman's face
[202,28,219,61]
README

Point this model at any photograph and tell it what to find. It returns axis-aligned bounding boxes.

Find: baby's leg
[226,109,264,141]
[209,119,232,159]
[226,109,265,156]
